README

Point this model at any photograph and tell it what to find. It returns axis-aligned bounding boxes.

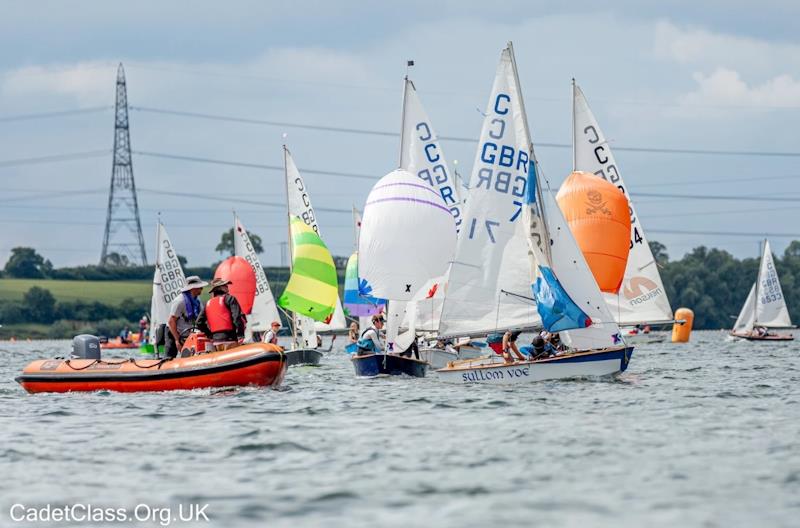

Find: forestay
[234,215,281,337]
[573,82,673,325]
[437,45,539,338]
[149,223,186,345]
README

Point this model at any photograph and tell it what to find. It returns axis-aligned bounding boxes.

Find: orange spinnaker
[556,171,631,293]
[215,256,257,314]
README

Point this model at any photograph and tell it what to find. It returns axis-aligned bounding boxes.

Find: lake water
[1,331,798,527]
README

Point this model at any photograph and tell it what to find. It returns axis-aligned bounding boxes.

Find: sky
[1,0,800,268]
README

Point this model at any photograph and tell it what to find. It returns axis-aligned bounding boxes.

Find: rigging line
[633,192,800,203]
[634,174,800,188]
[0,149,110,168]
[0,106,111,123]
[130,106,800,157]
[644,205,799,219]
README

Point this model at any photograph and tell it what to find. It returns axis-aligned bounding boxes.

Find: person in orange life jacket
[197,278,245,344]
[262,320,281,345]
[166,276,208,359]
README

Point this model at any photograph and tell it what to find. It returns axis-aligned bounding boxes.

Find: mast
[754,238,766,326]
[571,78,577,172]
[399,73,411,168]
[283,145,298,349]
[507,41,550,262]
[352,205,359,251]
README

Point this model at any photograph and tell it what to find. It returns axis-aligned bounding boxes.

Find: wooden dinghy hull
[16,343,286,394]
[351,353,428,378]
[418,347,485,370]
[730,332,794,341]
[283,348,323,367]
[436,346,634,385]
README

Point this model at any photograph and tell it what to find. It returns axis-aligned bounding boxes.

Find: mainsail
[734,239,792,331]
[233,214,281,338]
[573,82,673,325]
[149,222,186,345]
[393,75,461,340]
[437,45,539,338]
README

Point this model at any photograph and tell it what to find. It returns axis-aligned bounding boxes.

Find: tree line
[4,240,799,334]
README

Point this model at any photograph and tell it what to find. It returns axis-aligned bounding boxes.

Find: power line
[131,106,800,157]
[649,229,800,238]
[0,149,110,168]
[0,106,110,123]
[133,150,378,180]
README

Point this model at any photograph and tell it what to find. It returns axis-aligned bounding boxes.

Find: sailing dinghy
[437,43,633,384]
[142,221,187,355]
[354,167,457,377]
[277,146,342,365]
[572,81,673,344]
[731,239,794,341]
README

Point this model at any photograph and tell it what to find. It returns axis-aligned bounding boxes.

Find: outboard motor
[72,334,101,360]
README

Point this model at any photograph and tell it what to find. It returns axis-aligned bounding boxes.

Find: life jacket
[356,327,379,353]
[263,330,278,345]
[205,296,234,333]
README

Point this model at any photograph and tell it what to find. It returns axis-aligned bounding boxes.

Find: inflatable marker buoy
[672,307,694,343]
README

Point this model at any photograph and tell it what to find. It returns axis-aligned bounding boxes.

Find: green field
[0,278,152,305]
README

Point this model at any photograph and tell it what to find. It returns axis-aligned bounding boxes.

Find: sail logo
[623,276,662,304]
[585,190,611,216]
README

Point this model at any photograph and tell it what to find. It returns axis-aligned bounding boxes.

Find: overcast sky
[1,1,799,268]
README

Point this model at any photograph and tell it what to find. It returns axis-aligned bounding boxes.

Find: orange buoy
[214,256,257,314]
[556,171,631,293]
[672,307,694,343]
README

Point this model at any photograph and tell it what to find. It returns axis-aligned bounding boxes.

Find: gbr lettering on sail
[467,93,529,243]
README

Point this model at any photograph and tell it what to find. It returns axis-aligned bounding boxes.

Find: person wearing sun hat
[196,277,246,348]
[262,320,282,345]
[166,275,208,358]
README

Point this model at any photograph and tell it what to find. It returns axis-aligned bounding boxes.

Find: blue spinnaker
[532,266,592,332]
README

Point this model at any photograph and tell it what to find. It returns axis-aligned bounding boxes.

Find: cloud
[1,61,117,105]
[680,68,800,108]
[653,20,800,75]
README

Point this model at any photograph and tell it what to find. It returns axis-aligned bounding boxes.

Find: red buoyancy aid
[205,296,234,333]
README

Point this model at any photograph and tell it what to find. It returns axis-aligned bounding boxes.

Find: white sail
[234,215,281,337]
[733,283,756,333]
[359,169,456,302]
[394,77,461,339]
[149,223,186,345]
[755,240,792,327]
[539,182,623,350]
[573,83,673,325]
[285,148,346,334]
[437,46,539,338]
[400,77,464,230]
[296,314,318,348]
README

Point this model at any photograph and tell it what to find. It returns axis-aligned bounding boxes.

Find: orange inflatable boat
[16,341,286,394]
[100,337,139,350]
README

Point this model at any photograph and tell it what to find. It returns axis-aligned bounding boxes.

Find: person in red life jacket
[262,320,281,345]
[197,278,245,347]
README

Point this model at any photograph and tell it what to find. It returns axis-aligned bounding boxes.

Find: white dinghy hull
[419,346,485,370]
[436,347,633,385]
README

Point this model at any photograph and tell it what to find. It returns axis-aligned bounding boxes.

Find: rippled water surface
[1,331,799,527]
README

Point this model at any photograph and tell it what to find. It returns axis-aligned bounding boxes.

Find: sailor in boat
[197,278,246,350]
[348,322,359,344]
[502,330,527,363]
[262,320,281,345]
[166,275,208,359]
[754,326,769,338]
[356,315,385,353]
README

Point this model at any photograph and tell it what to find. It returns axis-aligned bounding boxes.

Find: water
[1,331,798,527]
